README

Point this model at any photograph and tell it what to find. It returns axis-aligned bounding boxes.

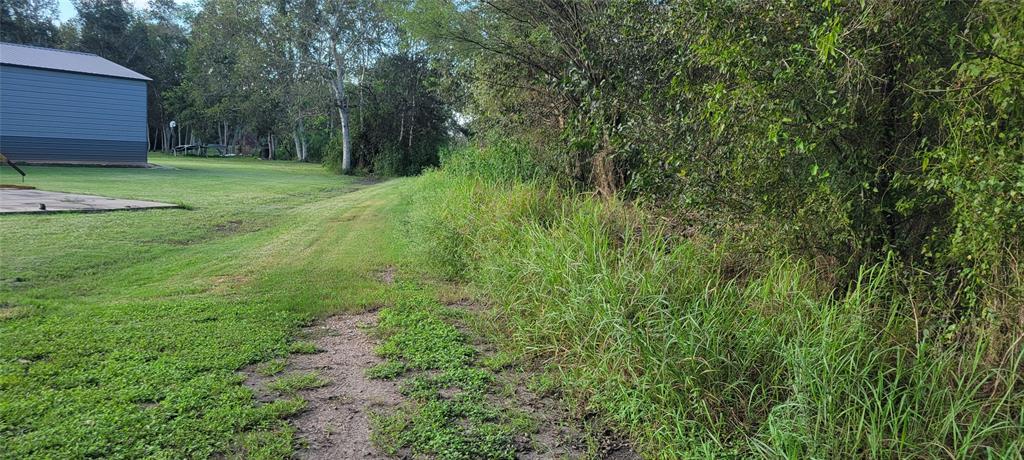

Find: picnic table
[172,144,229,157]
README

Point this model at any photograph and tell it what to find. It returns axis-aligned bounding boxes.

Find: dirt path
[290,312,400,459]
[243,311,401,459]
[242,299,635,459]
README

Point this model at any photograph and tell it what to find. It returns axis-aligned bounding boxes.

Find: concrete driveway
[0,188,179,214]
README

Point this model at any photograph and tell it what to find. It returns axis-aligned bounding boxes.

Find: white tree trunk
[297,118,309,162]
[332,45,352,173]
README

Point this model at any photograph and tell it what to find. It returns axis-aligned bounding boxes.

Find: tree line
[1,0,451,175]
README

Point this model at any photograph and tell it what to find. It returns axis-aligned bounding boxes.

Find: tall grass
[410,146,1024,457]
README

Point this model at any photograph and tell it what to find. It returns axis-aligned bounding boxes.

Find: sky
[56,0,163,22]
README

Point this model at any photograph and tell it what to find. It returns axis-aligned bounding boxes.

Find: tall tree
[72,0,147,65]
[295,0,393,173]
[0,0,59,46]
[141,0,191,151]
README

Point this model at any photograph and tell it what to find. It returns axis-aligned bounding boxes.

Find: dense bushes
[410,146,1024,457]
[323,54,450,175]
[402,0,1023,346]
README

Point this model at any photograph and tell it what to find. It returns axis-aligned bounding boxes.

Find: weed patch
[255,359,287,377]
[365,361,406,380]
[287,341,320,355]
[268,372,329,395]
[367,292,530,459]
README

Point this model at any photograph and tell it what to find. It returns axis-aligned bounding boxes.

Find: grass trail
[0,155,415,458]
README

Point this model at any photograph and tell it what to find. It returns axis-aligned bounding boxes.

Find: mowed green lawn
[0,154,414,458]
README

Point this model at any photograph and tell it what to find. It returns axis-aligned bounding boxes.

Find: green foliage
[438,139,546,184]
[410,157,1024,457]
[355,54,451,175]
[365,360,406,380]
[321,134,347,173]
[255,359,287,377]
[0,0,59,46]
[286,341,319,355]
[374,296,475,370]
[234,421,298,460]
[323,54,451,176]
[368,293,527,460]
[400,0,1023,334]
[919,1,1024,311]
[267,372,329,395]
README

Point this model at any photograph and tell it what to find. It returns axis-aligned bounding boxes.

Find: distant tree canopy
[2,0,453,176]
[328,54,449,175]
[174,0,451,175]
[1,0,59,46]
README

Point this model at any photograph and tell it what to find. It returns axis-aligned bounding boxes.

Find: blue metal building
[0,42,151,165]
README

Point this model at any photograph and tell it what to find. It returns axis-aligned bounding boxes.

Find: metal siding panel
[1,72,148,98]
[0,135,147,163]
[0,66,147,143]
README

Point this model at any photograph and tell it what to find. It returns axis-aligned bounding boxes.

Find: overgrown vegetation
[399,0,1023,347]
[410,145,1024,457]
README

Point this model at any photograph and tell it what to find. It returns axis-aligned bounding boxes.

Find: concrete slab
[0,188,180,214]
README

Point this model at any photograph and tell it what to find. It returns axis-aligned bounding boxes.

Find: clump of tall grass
[410,147,1024,457]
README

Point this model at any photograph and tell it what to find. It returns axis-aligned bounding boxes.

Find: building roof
[0,42,151,81]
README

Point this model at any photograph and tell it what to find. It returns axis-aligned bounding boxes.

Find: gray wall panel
[0,65,148,163]
[0,135,147,164]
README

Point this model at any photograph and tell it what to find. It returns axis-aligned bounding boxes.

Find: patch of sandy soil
[242,311,401,459]
[376,266,396,285]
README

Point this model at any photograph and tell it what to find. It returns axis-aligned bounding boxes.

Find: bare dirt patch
[376,266,397,285]
[208,274,251,294]
[242,311,401,459]
[0,302,31,320]
[239,300,637,459]
[499,372,590,459]
[214,220,244,234]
